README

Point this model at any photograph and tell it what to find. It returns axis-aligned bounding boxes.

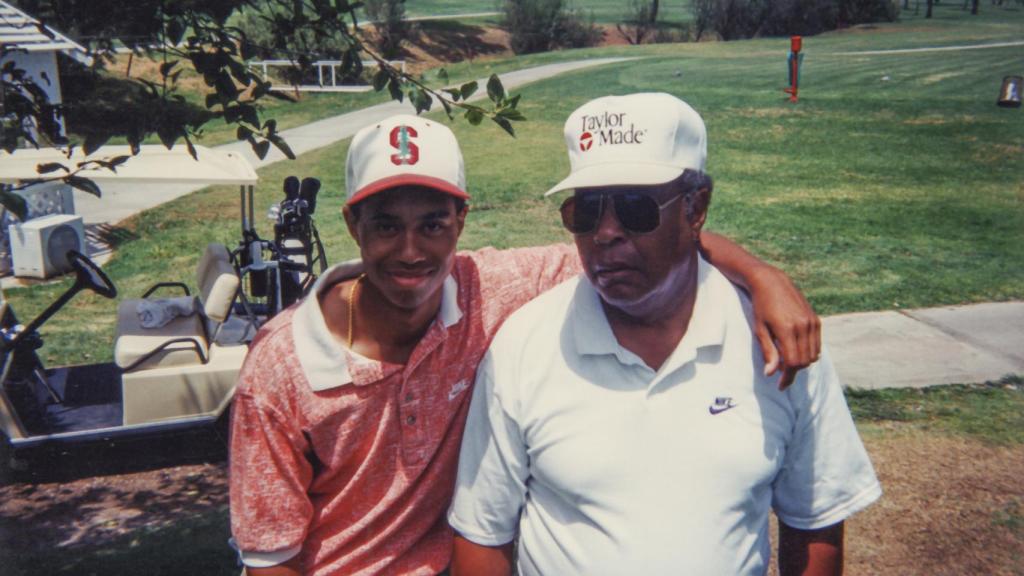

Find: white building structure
[0,0,92,138]
[0,1,94,274]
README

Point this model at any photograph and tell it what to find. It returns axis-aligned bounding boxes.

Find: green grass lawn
[398,0,694,25]
[6,2,1024,367]
[849,376,1024,445]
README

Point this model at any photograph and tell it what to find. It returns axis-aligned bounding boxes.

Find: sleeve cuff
[448,512,516,547]
[239,545,302,568]
[776,481,883,530]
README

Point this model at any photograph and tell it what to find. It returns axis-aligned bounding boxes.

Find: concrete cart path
[70,57,636,228]
[823,301,1024,390]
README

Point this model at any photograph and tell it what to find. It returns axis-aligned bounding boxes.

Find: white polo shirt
[448,258,881,576]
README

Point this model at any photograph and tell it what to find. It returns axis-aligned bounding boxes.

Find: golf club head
[300,177,321,214]
[283,175,300,201]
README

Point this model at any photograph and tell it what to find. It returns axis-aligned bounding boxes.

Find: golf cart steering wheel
[67,250,117,299]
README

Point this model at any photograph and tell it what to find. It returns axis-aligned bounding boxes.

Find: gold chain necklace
[347,274,364,349]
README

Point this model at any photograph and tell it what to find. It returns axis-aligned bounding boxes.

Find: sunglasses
[559,192,682,235]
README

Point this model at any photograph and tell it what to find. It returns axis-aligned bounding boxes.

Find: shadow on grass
[0,505,238,576]
[3,425,228,484]
[0,428,234,575]
[86,223,139,252]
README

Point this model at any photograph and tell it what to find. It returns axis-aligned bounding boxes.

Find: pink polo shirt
[229,244,579,576]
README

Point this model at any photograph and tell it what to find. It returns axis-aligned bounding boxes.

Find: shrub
[839,0,900,26]
[617,0,658,45]
[651,25,693,44]
[760,0,839,36]
[232,7,350,61]
[692,0,897,40]
[501,0,603,54]
[363,0,409,59]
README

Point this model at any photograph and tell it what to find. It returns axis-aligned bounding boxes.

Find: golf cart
[0,145,326,457]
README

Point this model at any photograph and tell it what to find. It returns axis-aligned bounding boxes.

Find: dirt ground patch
[2,424,1022,574]
[845,428,1024,575]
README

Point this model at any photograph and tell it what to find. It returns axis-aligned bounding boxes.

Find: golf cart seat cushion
[196,243,239,324]
[114,300,208,370]
[114,243,238,371]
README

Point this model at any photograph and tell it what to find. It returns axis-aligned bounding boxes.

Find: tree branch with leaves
[1,0,524,218]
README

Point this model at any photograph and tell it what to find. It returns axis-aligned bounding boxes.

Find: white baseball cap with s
[346,114,469,205]
[545,92,707,196]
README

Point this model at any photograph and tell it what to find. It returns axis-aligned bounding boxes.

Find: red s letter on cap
[390,125,420,165]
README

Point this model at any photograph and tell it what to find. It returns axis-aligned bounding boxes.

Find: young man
[230,113,822,575]
[448,94,881,575]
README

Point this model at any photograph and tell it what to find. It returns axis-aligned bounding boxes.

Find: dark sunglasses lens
[560,195,603,234]
[612,194,660,233]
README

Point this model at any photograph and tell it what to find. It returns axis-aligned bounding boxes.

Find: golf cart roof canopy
[0,145,258,185]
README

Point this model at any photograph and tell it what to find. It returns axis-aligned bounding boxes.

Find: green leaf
[239,33,256,61]
[268,134,296,160]
[239,104,260,128]
[166,19,186,46]
[263,118,277,134]
[465,108,484,126]
[159,60,178,78]
[108,155,130,168]
[487,74,505,104]
[66,175,102,197]
[227,58,253,86]
[156,125,178,149]
[460,81,478,100]
[497,108,526,121]
[83,132,111,155]
[205,93,221,109]
[0,189,27,220]
[224,105,241,123]
[437,68,449,84]
[388,78,404,102]
[441,88,462,102]
[184,136,198,160]
[372,68,389,92]
[254,140,271,160]
[411,89,432,113]
[35,162,68,175]
[236,125,255,142]
[493,116,516,137]
[440,98,453,119]
[215,72,239,100]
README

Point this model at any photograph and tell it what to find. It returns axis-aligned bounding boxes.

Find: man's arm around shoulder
[451,534,514,576]
[778,520,844,576]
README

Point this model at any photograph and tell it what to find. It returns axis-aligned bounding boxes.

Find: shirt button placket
[400,378,428,465]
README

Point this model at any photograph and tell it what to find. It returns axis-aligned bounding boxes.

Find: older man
[230,112,822,576]
[448,94,881,575]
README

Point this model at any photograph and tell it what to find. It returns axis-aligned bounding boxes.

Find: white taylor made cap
[545,92,707,196]
[346,114,469,205]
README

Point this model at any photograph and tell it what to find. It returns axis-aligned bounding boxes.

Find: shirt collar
[292,260,463,392]
[570,256,727,371]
